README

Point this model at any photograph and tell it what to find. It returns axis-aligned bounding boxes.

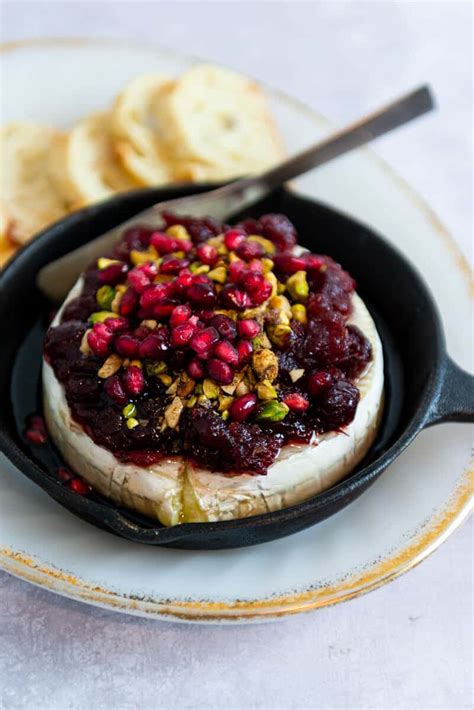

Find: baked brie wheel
[43,283,383,527]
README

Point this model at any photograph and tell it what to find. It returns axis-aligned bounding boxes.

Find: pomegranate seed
[220,284,252,310]
[104,375,128,405]
[224,229,246,251]
[133,325,151,340]
[119,289,138,317]
[114,334,140,358]
[206,358,233,385]
[195,309,215,323]
[127,268,151,293]
[305,254,325,271]
[151,232,192,254]
[123,365,145,395]
[138,330,170,359]
[140,283,172,309]
[214,340,239,366]
[283,393,310,412]
[160,256,190,274]
[307,371,334,396]
[25,428,47,444]
[236,340,253,367]
[170,304,192,328]
[136,261,158,278]
[57,467,72,482]
[236,239,265,261]
[152,301,176,318]
[123,226,153,248]
[191,273,212,285]
[29,415,46,431]
[98,262,127,285]
[104,316,128,333]
[187,282,217,307]
[187,358,205,379]
[210,314,237,341]
[87,323,113,357]
[228,260,246,283]
[190,327,219,358]
[237,319,260,339]
[68,478,90,495]
[273,253,307,274]
[229,393,258,422]
[171,322,196,347]
[248,259,264,273]
[196,243,219,266]
[173,270,194,293]
[241,272,272,305]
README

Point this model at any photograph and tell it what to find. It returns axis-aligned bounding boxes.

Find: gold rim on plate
[0,36,472,621]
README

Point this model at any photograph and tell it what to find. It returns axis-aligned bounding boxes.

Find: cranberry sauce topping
[44,213,372,475]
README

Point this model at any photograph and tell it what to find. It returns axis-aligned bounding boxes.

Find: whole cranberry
[307,370,334,396]
[318,381,360,429]
[258,213,297,251]
[104,374,128,405]
[229,393,258,422]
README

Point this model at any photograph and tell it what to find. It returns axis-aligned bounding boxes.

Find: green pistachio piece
[123,403,137,418]
[96,285,115,310]
[256,400,289,422]
[208,266,227,283]
[203,378,220,399]
[126,417,139,429]
[256,379,278,400]
[90,310,117,324]
[291,303,307,325]
[286,270,309,301]
[146,361,167,377]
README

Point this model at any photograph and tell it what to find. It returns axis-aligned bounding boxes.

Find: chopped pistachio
[286,270,309,301]
[256,379,278,400]
[235,379,251,397]
[164,376,177,390]
[256,400,289,422]
[164,396,184,429]
[277,281,286,295]
[177,373,196,398]
[130,249,156,266]
[268,324,292,347]
[269,294,292,315]
[190,263,210,275]
[111,291,123,314]
[122,403,137,418]
[221,410,230,421]
[247,235,275,254]
[198,394,211,407]
[228,252,241,263]
[218,394,235,411]
[90,310,116,324]
[173,250,185,259]
[265,271,278,298]
[252,348,279,382]
[96,285,115,310]
[166,224,190,240]
[97,257,120,270]
[146,361,167,376]
[220,372,244,395]
[203,378,220,399]
[186,395,198,408]
[289,368,305,383]
[291,303,308,325]
[126,417,139,430]
[208,266,227,283]
[252,331,272,350]
[98,354,122,378]
[80,330,92,356]
[261,257,274,274]
[141,319,157,330]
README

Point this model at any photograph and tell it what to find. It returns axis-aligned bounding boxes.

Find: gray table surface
[0,3,472,709]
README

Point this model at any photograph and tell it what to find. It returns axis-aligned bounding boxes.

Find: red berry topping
[171,321,196,347]
[248,258,264,273]
[224,229,246,251]
[305,254,325,271]
[228,260,246,283]
[187,282,217,307]
[104,374,128,405]
[25,428,47,445]
[206,358,233,385]
[229,393,258,422]
[87,323,113,357]
[272,253,307,274]
[151,232,192,254]
[240,272,272,305]
[127,268,151,293]
[104,316,128,333]
[140,283,172,309]
[190,327,220,359]
[57,467,72,482]
[235,239,265,261]
[258,213,297,251]
[138,330,170,359]
[236,339,253,367]
[98,261,127,285]
[68,477,90,495]
[282,393,310,412]
[173,270,194,293]
[160,256,190,274]
[210,314,237,341]
[123,365,145,395]
[187,358,205,380]
[213,340,239,367]
[170,304,192,328]
[237,319,260,339]
[119,289,138,317]
[307,371,334,396]
[114,334,140,358]
[196,243,219,266]
[152,301,176,318]
[220,284,252,310]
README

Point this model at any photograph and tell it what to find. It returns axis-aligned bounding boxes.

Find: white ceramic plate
[0,38,472,623]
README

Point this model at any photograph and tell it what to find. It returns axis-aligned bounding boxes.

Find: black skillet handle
[425,356,474,426]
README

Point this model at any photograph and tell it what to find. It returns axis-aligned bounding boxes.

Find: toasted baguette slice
[0,123,70,245]
[65,112,139,204]
[111,73,174,186]
[156,64,285,177]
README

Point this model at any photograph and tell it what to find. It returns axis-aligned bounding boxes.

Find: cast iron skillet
[0,184,472,549]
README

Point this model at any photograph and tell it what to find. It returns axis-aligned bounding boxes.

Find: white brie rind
[43,279,383,526]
